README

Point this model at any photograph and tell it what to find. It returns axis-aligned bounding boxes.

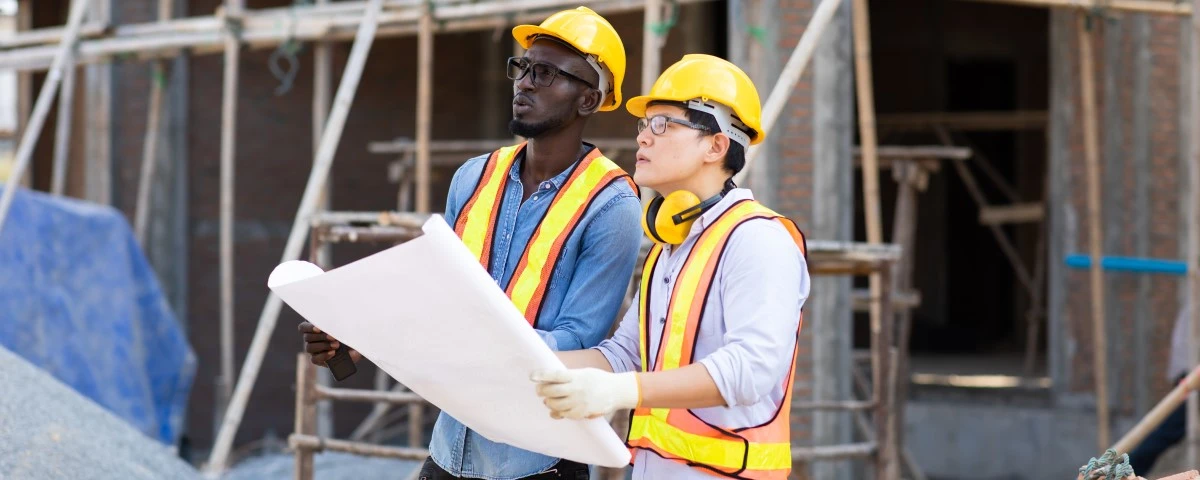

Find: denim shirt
[428,144,644,480]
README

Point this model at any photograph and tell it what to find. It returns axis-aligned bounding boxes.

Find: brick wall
[775,0,816,448]
[1058,12,1188,411]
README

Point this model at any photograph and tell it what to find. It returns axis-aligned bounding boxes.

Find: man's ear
[704,133,731,166]
[578,89,604,116]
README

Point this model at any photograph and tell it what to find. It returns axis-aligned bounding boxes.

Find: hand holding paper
[531,368,640,420]
[267,215,631,468]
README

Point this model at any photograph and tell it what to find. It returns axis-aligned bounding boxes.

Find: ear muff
[641,190,723,245]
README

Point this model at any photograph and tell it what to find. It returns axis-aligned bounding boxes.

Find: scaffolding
[0,0,919,478]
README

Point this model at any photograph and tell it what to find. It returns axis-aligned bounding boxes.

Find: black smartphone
[326,343,357,381]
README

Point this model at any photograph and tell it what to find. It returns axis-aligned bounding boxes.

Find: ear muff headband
[670,194,723,225]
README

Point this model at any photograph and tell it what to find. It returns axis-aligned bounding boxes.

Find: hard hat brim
[512,25,558,50]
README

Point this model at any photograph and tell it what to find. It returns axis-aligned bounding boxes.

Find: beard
[509,106,574,138]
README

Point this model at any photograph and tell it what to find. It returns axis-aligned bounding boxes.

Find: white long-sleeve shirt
[593,189,811,479]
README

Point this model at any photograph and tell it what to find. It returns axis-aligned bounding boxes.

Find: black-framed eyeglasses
[507,56,597,89]
[637,114,712,136]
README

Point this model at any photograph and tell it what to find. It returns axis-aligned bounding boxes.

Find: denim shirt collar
[505,142,598,192]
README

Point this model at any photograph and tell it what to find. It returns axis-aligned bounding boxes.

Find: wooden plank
[315,386,424,404]
[369,137,638,153]
[312,0,337,440]
[792,442,876,461]
[890,165,919,467]
[875,110,1048,132]
[0,0,719,72]
[288,434,430,460]
[955,0,1190,15]
[978,202,1045,225]
[84,0,112,206]
[1113,366,1200,454]
[133,0,174,244]
[50,64,76,196]
[1078,11,1110,451]
[856,145,971,160]
[849,0,893,468]
[215,0,244,435]
[134,68,166,240]
[0,0,91,235]
[205,0,387,472]
[15,0,31,188]
[293,355,316,480]
[850,288,921,311]
[415,4,432,213]
[642,0,663,93]
[875,260,897,479]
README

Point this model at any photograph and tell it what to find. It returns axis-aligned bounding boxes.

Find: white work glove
[530,368,640,420]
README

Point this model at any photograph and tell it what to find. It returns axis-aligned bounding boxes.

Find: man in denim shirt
[299,7,642,480]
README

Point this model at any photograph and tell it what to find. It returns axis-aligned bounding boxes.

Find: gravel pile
[0,345,200,480]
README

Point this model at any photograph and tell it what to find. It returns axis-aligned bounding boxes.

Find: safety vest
[453,142,635,327]
[626,199,807,479]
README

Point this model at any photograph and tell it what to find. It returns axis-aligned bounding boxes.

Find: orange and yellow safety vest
[453,142,635,327]
[626,199,807,479]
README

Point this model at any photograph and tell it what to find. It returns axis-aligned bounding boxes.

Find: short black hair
[647,100,747,175]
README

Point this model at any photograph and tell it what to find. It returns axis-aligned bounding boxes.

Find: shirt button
[659,317,666,324]
[663,276,670,284]
[540,182,551,190]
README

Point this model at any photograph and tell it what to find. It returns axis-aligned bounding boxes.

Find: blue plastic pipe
[1064,254,1188,276]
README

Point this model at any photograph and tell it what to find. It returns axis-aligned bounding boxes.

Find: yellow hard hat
[512,7,626,112]
[626,54,764,146]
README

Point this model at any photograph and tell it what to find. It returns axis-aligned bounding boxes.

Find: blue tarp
[0,187,195,446]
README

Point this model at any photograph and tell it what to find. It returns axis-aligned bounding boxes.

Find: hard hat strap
[583,54,611,102]
[684,99,751,148]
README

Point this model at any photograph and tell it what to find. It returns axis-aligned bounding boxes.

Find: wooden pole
[205,0,387,471]
[874,260,897,479]
[734,0,843,185]
[51,64,76,197]
[1187,0,1200,466]
[134,0,174,244]
[0,0,91,236]
[642,0,663,94]
[889,162,921,476]
[1078,11,1109,451]
[313,0,337,440]
[955,0,1190,16]
[850,8,890,474]
[83,0,112,206]
[415,3,432,213]
[1113,365,1200,454]
[293,354,316,480]
[15,0,31,188]
[216,0,243,432]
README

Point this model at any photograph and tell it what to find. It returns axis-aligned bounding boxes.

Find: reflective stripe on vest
[453,142,635,326]
[628,199,807,479]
